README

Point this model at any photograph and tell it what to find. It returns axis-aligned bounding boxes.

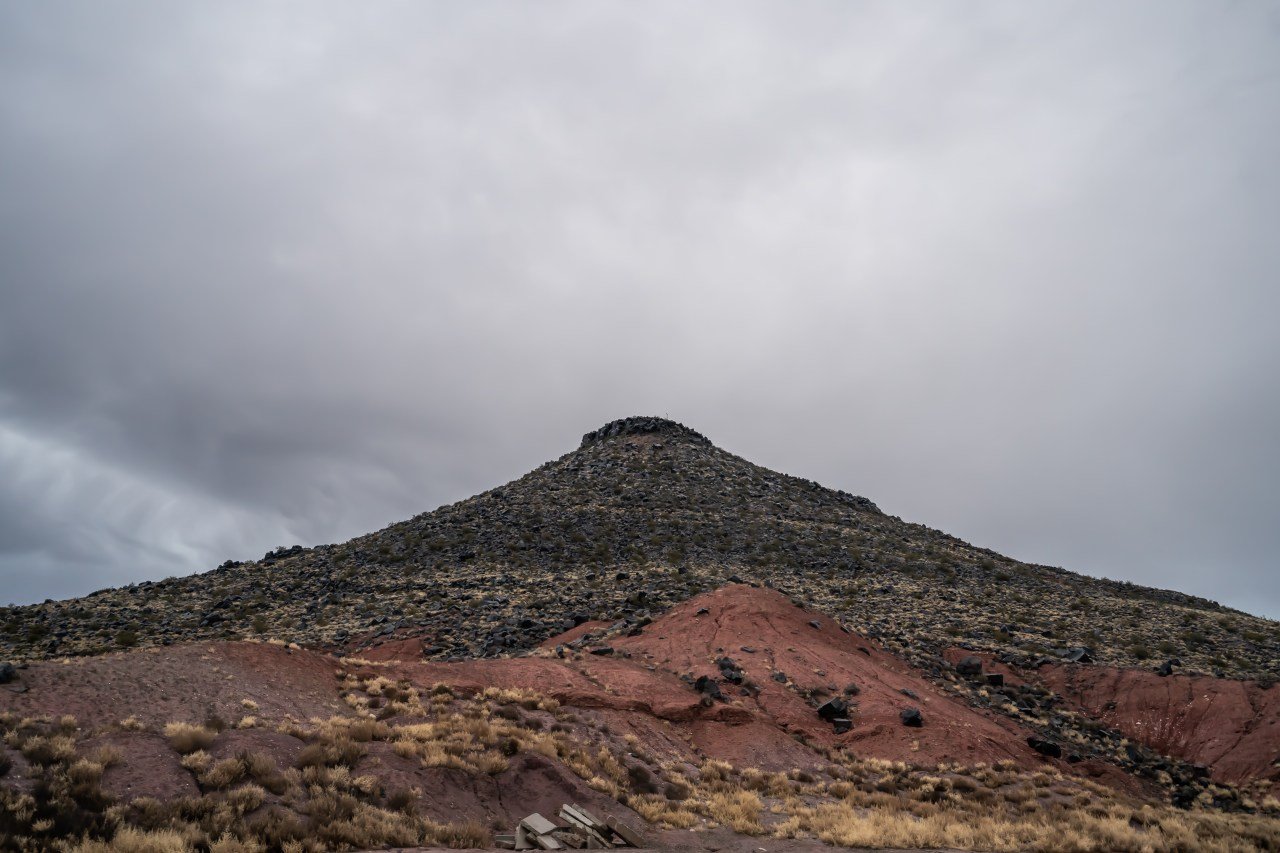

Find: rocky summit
[2,417,1280,851]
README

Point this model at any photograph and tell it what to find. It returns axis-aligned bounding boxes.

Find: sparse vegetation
[162,723,216,754]
[3,419,1280,851]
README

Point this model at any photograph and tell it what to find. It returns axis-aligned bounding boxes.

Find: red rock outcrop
[1036,663,1280,790]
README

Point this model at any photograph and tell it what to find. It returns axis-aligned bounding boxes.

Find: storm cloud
[2,2,1278,616]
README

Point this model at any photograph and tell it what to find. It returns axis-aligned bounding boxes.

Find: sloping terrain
[2,417,1279,849]
[1035,664,1280,791]
[3,417,1277,688]
[4,585,1279,851]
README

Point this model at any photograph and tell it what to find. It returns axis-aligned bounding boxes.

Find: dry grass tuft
[163,722,216,754]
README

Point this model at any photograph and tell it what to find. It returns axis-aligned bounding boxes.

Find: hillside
[3,585,1278,851]
[5,416,1277,683]
[3,419,1280,850]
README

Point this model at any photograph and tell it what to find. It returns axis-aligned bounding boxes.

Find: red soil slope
[367,584,1058,774]
[1036,663,1280,790]
[0,640,346,730]
[20,583,1273,817]
[606,584,1042,768]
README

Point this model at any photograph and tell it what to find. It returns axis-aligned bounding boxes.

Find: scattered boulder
[816,697,848,721]
[956,656,983,677]
[0,663,15,685]
[1027,737,1063,759]
[1156,658,1181,677]
[816,697,853,734]
[899,707,923,727]
[693,675,723,703]
[716,657,745,684]
[1062,647,1095,664]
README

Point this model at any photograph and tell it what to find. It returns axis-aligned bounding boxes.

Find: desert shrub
[386,787,417,814]
[238,751,288,795]
[203,712,229,733]
[704,789,763,834]
[21,734,77,766]
[87,745,123,769]
[67,826,194,853]
[244,807,308,848]
[199,758,246,790]
[473,752,509,775]
[346,718,387,743]
[164,723,216,754]
[180,751,212,774]
[297,739,365,768]
[422,818,489,848]
[663,780,691,801]
[209,832,262,853]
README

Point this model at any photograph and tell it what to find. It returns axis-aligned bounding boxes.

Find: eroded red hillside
[1036,663,1280,790]
[8,583,1280,850]
[603,584,1040,768]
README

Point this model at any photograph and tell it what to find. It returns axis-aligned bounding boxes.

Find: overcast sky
[2,2,1278,618]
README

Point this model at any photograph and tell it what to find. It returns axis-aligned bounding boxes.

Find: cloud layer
[2,2,1278,615]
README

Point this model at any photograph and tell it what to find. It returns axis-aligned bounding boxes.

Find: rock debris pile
[497,805,643,850]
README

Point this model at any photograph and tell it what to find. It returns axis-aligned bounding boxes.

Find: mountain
[5,416,1276,681]
[3,417,1280,851]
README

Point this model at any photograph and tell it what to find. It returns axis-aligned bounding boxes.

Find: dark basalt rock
[716,657,745,684]
[1062,647,1095,664]
[899,707,923,727]
[1028,737,1063,759]
[1156,658,1181,677]
[580,417,712,448]
[694,675,723,703]
[0,662,15,684]
[956,655,983,676]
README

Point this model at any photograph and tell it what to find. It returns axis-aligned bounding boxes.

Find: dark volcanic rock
[580,416,712,449]
[816,697,848,721]
[899,707,923,727]
[1028,737,1063,759]
[955,655,983,676]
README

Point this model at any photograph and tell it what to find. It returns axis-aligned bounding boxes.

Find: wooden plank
[555,831,585,849]
[520,813,560,836]
[569,804,606,830]
[606,816,644,848]
[557,809,612,848]
[560,804,599,830]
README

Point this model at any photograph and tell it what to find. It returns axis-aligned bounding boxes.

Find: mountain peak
[580,415,712,448]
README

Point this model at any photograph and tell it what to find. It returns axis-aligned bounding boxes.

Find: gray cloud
[1,1,1278,616]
